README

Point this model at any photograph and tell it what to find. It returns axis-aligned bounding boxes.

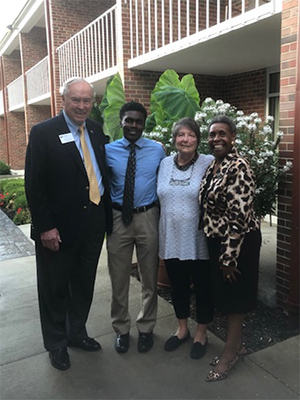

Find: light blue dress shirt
[105,136,165,207]
[63,110,104,196]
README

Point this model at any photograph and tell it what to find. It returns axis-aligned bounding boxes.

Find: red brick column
[277,0,299,312]
[1,53,25,170]
[19,27,50,141]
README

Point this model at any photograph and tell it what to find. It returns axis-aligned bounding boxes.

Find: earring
[231,140,235,145]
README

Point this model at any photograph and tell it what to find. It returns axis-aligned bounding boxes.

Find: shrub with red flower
[0,179,31,225]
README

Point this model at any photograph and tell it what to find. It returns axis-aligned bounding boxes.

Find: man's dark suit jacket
[25,113,112,248]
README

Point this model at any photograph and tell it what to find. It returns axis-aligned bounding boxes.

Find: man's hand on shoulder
[152,140,166,153]
[40,228,62,252]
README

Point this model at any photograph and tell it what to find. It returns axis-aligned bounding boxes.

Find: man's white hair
[61,77,95,99]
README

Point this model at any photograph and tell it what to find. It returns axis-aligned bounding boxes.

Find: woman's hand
[220,265,241,283]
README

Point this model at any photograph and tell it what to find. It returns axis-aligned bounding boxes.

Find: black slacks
[35,202,106,351]
[164,258,214,324]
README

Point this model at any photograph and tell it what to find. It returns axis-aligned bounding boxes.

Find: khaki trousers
[107,206,159,335]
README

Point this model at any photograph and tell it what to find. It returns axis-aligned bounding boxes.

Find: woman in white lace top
[157,117,214,359]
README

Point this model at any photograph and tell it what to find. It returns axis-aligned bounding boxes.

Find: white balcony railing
[26,56,50,103]
[7,76,24,111]
[0,90,4,116]
[129,0,280,61]
[57,5,117,87]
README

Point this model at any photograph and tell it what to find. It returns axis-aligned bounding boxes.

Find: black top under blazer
[25,112,112,248]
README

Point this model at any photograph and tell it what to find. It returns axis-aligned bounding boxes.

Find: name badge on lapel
[59,133,74,144]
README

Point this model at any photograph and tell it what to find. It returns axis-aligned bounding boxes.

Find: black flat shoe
[190,339,208,359]
[68,337,101,352]
[164,330,190,351]
[115,333,130,353]
[138,332,153,353]
[49,347,70,371]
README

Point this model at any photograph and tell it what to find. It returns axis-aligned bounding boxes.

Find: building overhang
[0,0,45,56]
[128,11,281,76]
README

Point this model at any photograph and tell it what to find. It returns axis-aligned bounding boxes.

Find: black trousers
[35,202,106,351]
[164,258,214,324]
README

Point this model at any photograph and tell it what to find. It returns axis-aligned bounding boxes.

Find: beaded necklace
[174,152,199,171]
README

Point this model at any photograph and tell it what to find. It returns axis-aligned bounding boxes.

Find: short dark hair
[208,115,236,134]
[119,101,147,121]
[172,117,201,145]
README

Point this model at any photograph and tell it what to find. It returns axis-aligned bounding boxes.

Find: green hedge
[0,160,10,175]
[0,178,32,225]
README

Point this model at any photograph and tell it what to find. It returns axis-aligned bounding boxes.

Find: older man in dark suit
[25,78,112,371]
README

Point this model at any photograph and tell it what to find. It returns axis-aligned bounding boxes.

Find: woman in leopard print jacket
[199,115,261,382]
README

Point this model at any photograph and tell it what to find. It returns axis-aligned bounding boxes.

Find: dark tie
[122,143,136,225]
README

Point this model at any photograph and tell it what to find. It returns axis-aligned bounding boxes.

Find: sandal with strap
[206,356,239,382]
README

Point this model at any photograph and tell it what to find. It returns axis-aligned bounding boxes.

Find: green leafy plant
[12,207,31,225]
[0,160,11,175]
[144,69,200,154]
[0,178,32,225]
[90,73,125,141]
[90,70,291,218]
[91,69,200,149]
[194,98,292,218]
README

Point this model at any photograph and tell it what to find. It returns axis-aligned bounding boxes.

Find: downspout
[116,0,124,85]
[287,4,300,319]
[0,57,10,166]
[44,0,56,116]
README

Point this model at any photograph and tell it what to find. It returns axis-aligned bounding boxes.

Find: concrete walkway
[0,210,299,399]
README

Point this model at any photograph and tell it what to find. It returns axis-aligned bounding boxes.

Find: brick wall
[0,117,8,164]
[194,74,224,103]
[20,28,47,72]
[121,0,265,115]
[2,52,21,85]
[223,69,267,118]
[50,0,115,113]
[277,0,299,310]
[27,105,51,134]
[20,27,49,146]
[1,28,50,170]
[1,52,24,169]
[121,66,266,118]
[6,113,26,170]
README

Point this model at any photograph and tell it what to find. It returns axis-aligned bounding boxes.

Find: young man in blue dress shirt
[105,101,165,353]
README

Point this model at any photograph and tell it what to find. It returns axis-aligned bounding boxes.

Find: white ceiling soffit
[129,13,281,76]
[0,0,45,56]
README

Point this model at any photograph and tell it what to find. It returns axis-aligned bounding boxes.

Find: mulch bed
[131,263,299,354]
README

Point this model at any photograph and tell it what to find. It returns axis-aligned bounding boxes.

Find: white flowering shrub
[195,98,292,218]
[144,97,292,218]
[145,125,174,155]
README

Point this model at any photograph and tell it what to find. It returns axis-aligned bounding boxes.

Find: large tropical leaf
[89,103,103,125]
[149,69,181,114]
[146,69,200,131]
[100,73,125,141]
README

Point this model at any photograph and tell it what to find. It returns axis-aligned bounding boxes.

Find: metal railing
[129,0,279,60]
[57,5,117,87]
[7,76,24,111]
[26,56,50,103]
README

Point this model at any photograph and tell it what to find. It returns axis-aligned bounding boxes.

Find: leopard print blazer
[199,147,260,269]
